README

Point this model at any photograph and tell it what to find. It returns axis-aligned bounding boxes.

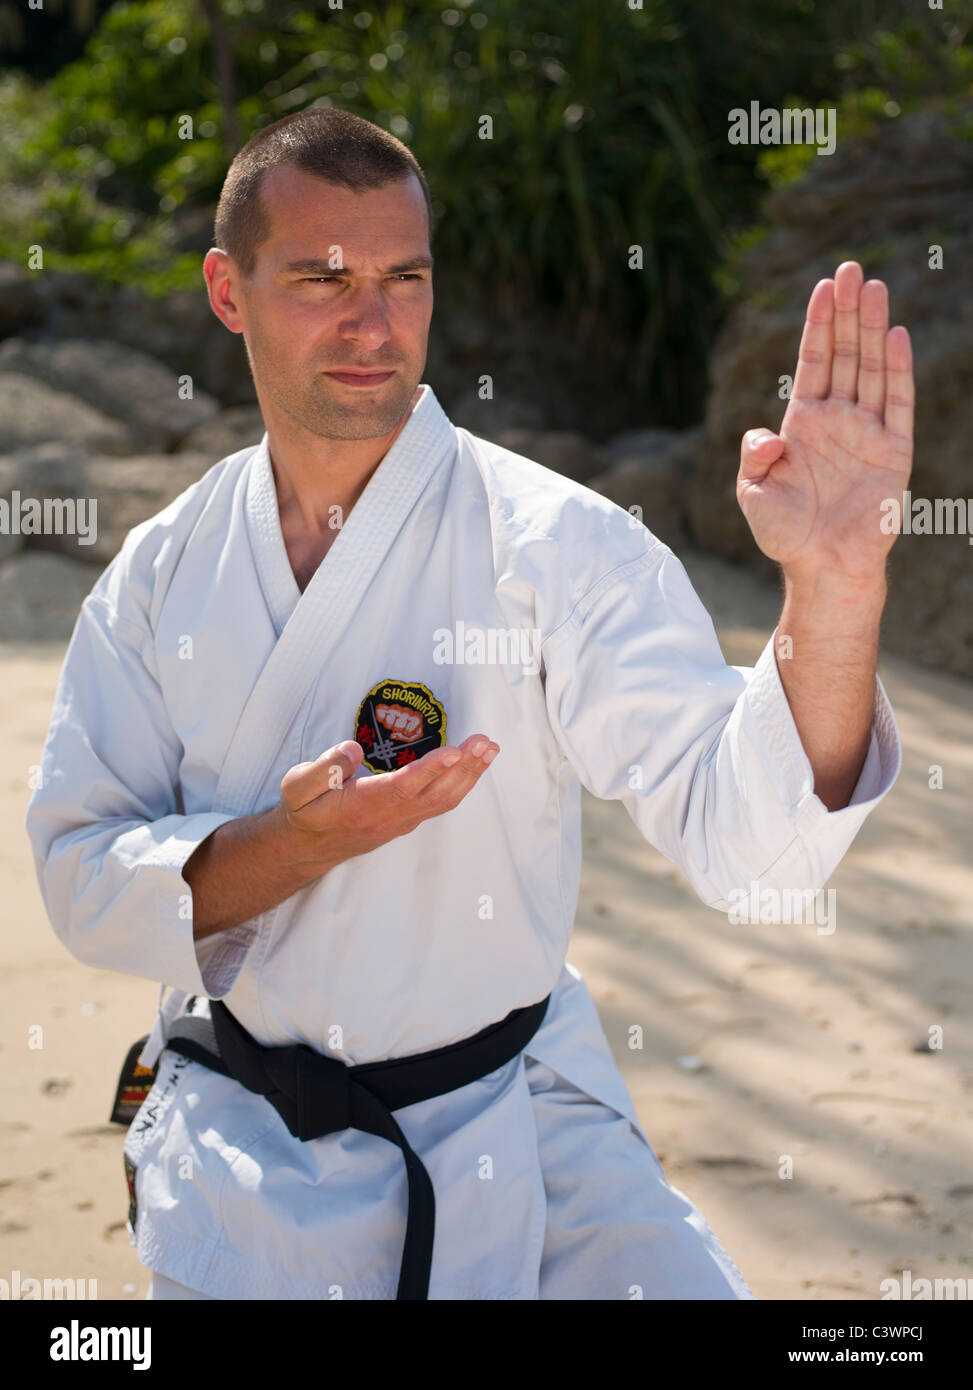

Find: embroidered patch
[354,678,447,773]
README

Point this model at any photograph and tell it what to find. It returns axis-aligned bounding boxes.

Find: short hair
[213,106,433,277]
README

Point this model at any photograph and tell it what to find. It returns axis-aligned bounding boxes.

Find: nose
[338,285,392,350]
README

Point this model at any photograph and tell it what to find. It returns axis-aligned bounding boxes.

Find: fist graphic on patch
[354,678,447,774]
[375,701,424,743]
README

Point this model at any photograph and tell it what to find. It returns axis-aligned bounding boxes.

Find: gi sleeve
[25,588,245,997]
[542,540,901,910]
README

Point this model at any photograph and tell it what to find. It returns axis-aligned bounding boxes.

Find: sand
[2,548,971,1301]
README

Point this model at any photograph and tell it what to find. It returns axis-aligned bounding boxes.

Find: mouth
[324,369,396,388]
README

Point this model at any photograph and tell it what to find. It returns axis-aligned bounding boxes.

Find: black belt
[160,993,551,1300]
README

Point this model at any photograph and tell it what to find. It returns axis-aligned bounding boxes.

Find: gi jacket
[26,384,901,1298]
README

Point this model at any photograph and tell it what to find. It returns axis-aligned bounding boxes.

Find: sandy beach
[2,548,971,1301]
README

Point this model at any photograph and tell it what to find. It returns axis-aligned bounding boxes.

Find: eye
[299,274,424,284]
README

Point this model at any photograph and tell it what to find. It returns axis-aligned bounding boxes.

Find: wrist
[265,801,340,880]
[781,566,887,623]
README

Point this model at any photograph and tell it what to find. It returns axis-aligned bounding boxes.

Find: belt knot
[264,1042,353,1141]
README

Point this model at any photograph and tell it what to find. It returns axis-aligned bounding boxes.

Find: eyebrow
[282,255,434,276]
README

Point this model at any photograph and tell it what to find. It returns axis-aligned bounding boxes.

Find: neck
[266,384,423,531]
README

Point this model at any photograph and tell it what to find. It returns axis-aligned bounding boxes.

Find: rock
[449,390,547,438]
[588,458,683,546]
[0,263,46,338]
[486,426,532,454]
[98,284,256,407]
[588,426,702,546]
[688,109,973,676]
[424,263,668,438]
[0,446,214,562]
[8,270,255,408]
[177,406,265,457]
[74,454,215,561]
[0,442,88,496]
[0,374,135,455]
[0,552,102,640]
[676,546,782,633]
[0,532,24,563]
[485,428,604,484]
[603,428,691,465]
[0,338,219,451]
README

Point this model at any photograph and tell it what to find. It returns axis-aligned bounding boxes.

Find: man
[26,107,910,1300]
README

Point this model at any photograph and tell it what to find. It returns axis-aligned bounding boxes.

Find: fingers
[411,734,499,813]
[830,260,863,400]
[382,733,497,812]
[379,734,494,803]
[795,263,899,419]
[281,740,363,811]
[883,325,914,445]
[282,734,500,848]
[857,278,889,416]
[792,277,835,401]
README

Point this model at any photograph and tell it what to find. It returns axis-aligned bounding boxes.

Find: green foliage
[713,222,769,302]
[1,0,970,420]
[753,15,973,192]
[1,0,730,415]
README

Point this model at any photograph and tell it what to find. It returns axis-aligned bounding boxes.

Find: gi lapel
[213,385,456,818]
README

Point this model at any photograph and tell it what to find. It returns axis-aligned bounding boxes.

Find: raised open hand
[736,261,914,587]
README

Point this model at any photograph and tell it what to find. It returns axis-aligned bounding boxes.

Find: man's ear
[203,248,246,335]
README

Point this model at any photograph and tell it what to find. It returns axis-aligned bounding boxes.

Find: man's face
[228,165,433,441]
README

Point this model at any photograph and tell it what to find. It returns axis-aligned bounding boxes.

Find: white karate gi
[26,384,901,1300]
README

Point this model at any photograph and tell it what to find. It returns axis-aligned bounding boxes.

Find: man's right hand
[276,734,500,871]
[184,735,500,940]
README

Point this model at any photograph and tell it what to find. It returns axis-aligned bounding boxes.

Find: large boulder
[177,406,265,458]
[0,337,219,451]
[687,109,973,676]
[0,263,46,338]
[0,373,134,455]
[0,445,215,563]
[449,391,547,437]
[97,284,256,407]
[0,268,256,408]
[488,428,605,485]
[0,551,103,640]
[587,426,702,548]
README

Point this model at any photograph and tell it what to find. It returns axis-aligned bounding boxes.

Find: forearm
[775,571,887,812]
[184,803,338,940]
[184,735,497,941]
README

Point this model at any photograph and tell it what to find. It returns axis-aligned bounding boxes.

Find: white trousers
[145,1056,752,1301]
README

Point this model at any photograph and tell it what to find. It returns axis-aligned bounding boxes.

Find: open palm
[737,261,914,585]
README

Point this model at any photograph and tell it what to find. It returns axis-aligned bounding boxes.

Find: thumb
[739,428,784,483]
[321,740,363,766]
[316,740,364,783]
[282,741,363,811]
